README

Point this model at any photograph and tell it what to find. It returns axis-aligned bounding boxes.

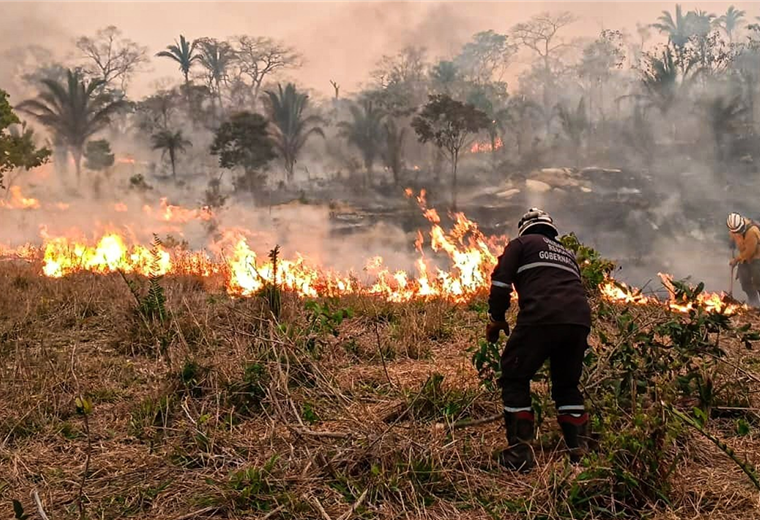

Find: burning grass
[1,261,760,520]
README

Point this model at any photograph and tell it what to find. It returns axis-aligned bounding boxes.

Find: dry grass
[1,262,759,519]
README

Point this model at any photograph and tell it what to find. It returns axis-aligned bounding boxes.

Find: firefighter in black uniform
[486,208,592,471]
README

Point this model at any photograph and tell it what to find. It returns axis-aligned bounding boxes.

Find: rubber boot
[748,291,760,307]
[558,412,590,464]
[498,410,535,472]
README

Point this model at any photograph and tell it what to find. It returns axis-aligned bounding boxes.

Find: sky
[2,1,759,99]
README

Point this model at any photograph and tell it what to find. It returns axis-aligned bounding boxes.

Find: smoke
[4,2,760,296]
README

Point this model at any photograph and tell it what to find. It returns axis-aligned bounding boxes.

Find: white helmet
[727,212,746,234]
[518,208,558,237]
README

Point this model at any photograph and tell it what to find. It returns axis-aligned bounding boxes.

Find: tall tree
[232,36,302,105]
[155,35,200,86]
[196,38,236,116]
[210,111,276,203]
[383,118,406,186]
[430,60,460,95]
[411,94,490,211]
[652,4,692,49]
[579,30,625,124]
[372,46,429,113]
[0,89,50,188]
[466,83,510,158]
[151,129,192,180]
[264,83,325,183]
[555,98,589,167]
[17,69,126,183]
[75,26,148,92]
[511,12,577,132]
[337,99,385,186]
[454,30,516,85]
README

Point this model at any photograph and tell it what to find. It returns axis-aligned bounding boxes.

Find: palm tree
[652,4,693,68]
[17,69,126,183]
[264,83,325,183]
[640,47,680,117]
[196,38,236,115]
[155,35,200,86]
[337,100,385,187]
[652,5,691,45]
[151,129,192,180]
[383,118,406,186]
[555,98,588,167]
[717,6,746,42]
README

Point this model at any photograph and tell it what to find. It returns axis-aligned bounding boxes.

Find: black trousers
[737,260,760,303]
[498,324,589,411]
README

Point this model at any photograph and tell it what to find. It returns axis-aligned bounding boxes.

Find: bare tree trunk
[73,148,83,186]
[451,149,458,212]
[170,148,177,180]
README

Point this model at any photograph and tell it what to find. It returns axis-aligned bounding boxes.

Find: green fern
[119,234,167,324]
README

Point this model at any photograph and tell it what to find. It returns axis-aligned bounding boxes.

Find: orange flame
[0,190,746,315]
[470,137,503,154]
[1,186,40,209]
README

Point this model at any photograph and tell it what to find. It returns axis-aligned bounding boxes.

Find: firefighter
[727,212,760,307]
[486,208,592,471]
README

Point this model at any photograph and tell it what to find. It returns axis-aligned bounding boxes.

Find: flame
[470,137,503,154]
[1,186,40,209]
[114,203,128,212]
[0,190,747,315]
[142,198,213,223]
[601,273,745,315]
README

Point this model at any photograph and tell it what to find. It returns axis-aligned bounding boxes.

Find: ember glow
[0,191,745,314]
[470,137,503,154]
[1,186,40,209]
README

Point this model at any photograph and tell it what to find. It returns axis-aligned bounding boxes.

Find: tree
[383,118,406,186]
[466,83,510,158]
[151,130,191,180]
[338,100,385,186]
[652,5,693,52]
[0,89,50,188]
[430,60,460,95]
[75,26,148,92]
[196,38,236,115]
[134,89,180,135]
[555,98,589,167]
[84,139,114,172]
[511,12,577,131]
[155,35,201,86]
[579,30,625,124]
[454,30,516,85]
[232,36,301,105]
[640,47,682,117]
[411,94,490,211]
[372,46,429,113]
[210,111,276,203]
[17,69,126,183]
[264,83,325,183]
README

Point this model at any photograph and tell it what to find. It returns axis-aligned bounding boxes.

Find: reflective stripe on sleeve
[491,280,511,288]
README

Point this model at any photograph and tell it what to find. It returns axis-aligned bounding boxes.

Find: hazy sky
[2,2,759,98]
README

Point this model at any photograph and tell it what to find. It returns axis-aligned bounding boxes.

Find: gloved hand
[730,258,740,267]
[486,319,510,343]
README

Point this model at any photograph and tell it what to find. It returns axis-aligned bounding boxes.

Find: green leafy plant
[560,232,616,291]
[304,300,353,337]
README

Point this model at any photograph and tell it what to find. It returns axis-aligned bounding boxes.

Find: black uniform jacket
[488,233,591,328]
